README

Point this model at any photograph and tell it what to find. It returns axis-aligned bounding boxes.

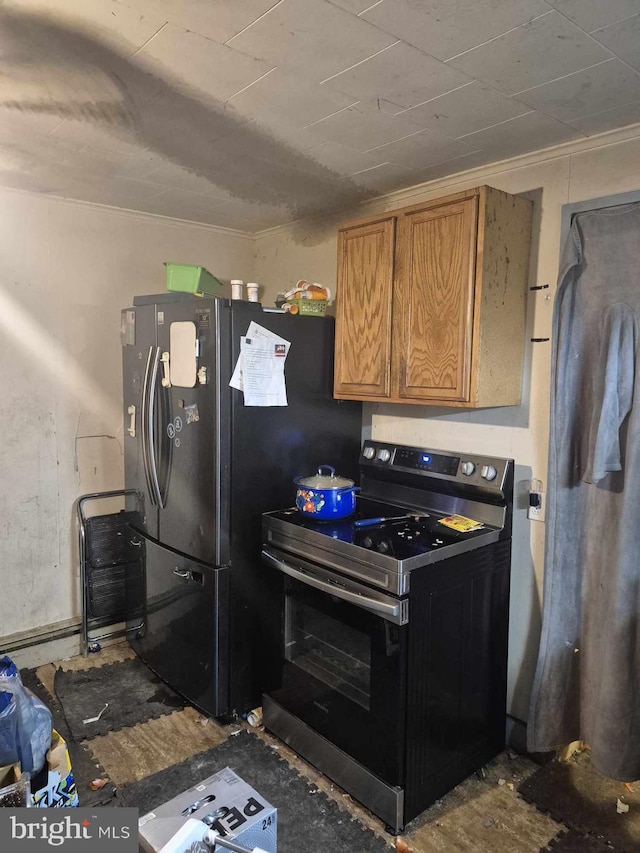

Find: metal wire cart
[77,489,144,655]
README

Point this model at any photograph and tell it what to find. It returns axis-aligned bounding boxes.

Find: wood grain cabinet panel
[396,198,477,402]
[333,186,532,408]
[334,217,395,399]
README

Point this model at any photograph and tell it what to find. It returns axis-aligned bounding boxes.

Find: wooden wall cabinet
[333,186,533,408]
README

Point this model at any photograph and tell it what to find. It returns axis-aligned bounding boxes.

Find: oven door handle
[262,549,407,625]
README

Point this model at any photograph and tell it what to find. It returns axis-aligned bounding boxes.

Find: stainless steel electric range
[261,441,513,834]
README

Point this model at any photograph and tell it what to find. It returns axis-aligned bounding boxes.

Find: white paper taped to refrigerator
[229,322,290,406]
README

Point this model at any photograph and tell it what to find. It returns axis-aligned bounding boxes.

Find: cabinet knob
[460,461,475,476]
[481,465,497,481]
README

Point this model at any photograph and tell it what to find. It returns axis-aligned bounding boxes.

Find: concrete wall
[254,125,640,722]
[0,191,253,646]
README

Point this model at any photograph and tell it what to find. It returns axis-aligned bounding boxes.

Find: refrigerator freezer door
[126,530,230,717]
[155,299,230,566]
[122,303,159,539]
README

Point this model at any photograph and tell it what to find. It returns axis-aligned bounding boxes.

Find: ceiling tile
[0,108,64,139]
[227,0,396,83]
[56,176,168,204]
[516,60,640,122]
[0,168,61,194]
[115,0,283,44]
[567,99,640,135]
[47,120,139,155]
[256,122,323,154]
[136,25,273,103]
[227,68,357,127]
[131,161,220,193]
[459,111,581,160]
[350,161,421,193]
[139,187,231,220]
[399,81,530,138]
[591,13,640,71]
[366,128,478,169]
[210,120,325,170]
[114,150,170,179]
[361,0,551,62]
[321,42,471,109]
[248,121,324,154]
[547,0,640,32]
[307,141,387,174]
[43,139,131,176]
[409,150,495,182]
[328,0,378,13]
[307,103,426,149]
[447,11,613,95]
[198,199,290,230]
[2,0,168,54]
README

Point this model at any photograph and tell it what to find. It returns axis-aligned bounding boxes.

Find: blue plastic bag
[0,691,19,766]
[0,657,52,776]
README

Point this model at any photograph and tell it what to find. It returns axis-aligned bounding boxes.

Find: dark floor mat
[543,828,616,851]
[120,731,390,852]
[20,667,119,808]
[53,658,184,741]
[519,752,639,853]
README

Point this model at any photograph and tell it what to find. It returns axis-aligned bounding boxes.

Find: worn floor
[30,641,623,852]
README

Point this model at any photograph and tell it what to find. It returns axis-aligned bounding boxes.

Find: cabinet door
[395,197,478,402]
[334,218,395,399]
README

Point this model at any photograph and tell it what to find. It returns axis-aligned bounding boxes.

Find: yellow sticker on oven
[438,514,484,532]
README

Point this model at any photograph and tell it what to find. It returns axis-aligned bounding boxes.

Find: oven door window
[286,597,372,710]
[272,576,407,787]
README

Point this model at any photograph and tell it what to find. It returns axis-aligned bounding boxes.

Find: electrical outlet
[528,492,546,522]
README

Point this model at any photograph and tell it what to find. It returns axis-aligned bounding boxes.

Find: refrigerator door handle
[173,567,191,578]
[147,345,165,509]
[127,404,136,438]
[141,346,156,505]
[160,350,172,387]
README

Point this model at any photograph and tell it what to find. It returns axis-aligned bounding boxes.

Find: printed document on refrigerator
[239,335,288,406]
[229,320,291,406]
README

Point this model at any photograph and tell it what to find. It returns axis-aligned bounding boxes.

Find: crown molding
[0,185,254,239]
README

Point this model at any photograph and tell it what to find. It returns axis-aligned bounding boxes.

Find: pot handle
[317,465,359,494]
[316,465,336,477]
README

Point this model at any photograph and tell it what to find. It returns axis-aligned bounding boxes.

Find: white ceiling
[2,0,640,232]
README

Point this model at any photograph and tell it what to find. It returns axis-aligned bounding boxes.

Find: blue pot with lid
[294,465,359,520]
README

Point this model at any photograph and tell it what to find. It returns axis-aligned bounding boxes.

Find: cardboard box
[31,729,79,808]
[139,766,277,853]
[0,763,30,807]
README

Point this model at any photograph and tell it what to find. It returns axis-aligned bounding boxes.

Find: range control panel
[360,441,511,490]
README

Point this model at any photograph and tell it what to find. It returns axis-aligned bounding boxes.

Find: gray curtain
[528,201,640,781]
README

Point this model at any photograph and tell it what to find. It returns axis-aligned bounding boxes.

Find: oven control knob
[461,461,476,476]
[377,449,391,463]
[481,464,497,481]
[363,446,376,460]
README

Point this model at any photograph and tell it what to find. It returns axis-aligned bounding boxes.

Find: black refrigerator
[121,293,362,718]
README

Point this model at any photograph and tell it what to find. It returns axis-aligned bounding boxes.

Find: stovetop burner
[263,443,513,595]
[268,497,491,561]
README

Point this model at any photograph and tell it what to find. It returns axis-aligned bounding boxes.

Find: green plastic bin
[165,263,223,296]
